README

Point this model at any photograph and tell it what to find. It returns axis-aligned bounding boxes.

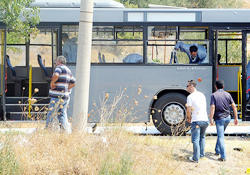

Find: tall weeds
[0,134,21,175]
[99,149,134,175]
[0,127,250,174]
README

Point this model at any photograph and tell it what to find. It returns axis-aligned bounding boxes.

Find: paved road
[0,120,249,135]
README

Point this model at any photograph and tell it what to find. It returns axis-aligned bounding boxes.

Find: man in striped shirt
[46,55,76,133]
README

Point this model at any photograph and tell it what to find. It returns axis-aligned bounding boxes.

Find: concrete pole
[72,0,93,131]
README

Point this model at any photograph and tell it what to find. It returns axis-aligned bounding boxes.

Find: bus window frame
[29,28,58,68]
[148,25,211,65]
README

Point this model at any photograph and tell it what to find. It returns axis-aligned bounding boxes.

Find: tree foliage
[115,0,244,8]
[0,0,40,41]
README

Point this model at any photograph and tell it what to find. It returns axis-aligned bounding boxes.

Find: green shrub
[99,150,134,175]
[0,136,22,175]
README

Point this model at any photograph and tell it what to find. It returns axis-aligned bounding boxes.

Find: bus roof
[31,0,125,8]
[37,8,250,23]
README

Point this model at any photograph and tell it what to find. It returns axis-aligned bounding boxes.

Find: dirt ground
[168,136,250,175]
[0,122,249,174]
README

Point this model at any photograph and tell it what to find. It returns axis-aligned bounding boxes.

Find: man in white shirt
[186,80,209,163]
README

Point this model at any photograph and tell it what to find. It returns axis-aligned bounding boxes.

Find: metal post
[214,30,218,92]
[242,30,247,121]
[1,29,6,121]
[28,65,32,118]
[72,0,93,131]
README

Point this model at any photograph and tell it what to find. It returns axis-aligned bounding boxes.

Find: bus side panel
[68,65,212,123]
[218,65,240,92]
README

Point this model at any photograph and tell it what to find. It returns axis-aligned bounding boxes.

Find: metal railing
[237,69,242,118]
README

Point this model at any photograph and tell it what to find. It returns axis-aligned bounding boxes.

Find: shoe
[188,156,198,163]
[92,123,97,133]
[233,147,243,152]
[214,153,220,156]
[218,157,226,161]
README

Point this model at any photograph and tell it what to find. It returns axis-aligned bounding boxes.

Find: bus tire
[152,93,190,135]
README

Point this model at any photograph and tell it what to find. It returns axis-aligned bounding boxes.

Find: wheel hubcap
[163,104,185,125]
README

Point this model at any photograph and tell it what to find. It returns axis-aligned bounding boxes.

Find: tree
[116,0,244,8]
[0,0,40,41]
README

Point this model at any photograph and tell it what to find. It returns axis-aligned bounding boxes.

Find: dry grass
[243,0,250,8]
[0,123,250,175]
[0,126,181,175]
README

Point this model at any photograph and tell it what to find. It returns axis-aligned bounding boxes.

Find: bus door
[6,31,29,97]
[215,29,243,117]
[242,30,250,121]
[28,28,58,97]
[215,29,250,121]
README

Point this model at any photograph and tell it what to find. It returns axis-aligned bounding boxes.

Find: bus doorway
[215,30,241,118]
[3,28,58,120]
[216,30,250,121]
[243,31,250,121]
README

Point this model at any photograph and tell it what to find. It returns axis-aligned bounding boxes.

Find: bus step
[6,104,49,113]
[6,97,50,104]
[6,112,47,121]
[8,112,47,114]
[6,104,49,106]
[245,110,250,121]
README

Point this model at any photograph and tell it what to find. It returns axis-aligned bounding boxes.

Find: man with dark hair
[174,42,207,64]
[46,55,76,133]
[209,79,238,161]
[186,80,209,163]
[189,45,198,53]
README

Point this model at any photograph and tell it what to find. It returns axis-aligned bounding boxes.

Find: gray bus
[0,0,250,134]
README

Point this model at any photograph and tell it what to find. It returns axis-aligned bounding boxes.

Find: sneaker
[218,157,226,162]
[189,156,198,163]
[214,153,220,156]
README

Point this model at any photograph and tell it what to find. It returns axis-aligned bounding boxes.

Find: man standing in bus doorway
[62,33,78,63]
[46,55,76,133]
[174,42,207,64]
[209,79,238,161]
[186,80,209,163]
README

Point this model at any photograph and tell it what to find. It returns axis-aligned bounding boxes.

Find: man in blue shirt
[62,33,78,63]
[209,79,238,161]
[174,42,207,64]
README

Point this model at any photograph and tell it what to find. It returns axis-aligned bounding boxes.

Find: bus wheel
[152,93,189,135]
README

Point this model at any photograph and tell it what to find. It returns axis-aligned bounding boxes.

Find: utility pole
[72,0,93,131]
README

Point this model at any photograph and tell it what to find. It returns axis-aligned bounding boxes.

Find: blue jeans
[46,97,70,130]
[191,121,209,161]
[215,115,231,159]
